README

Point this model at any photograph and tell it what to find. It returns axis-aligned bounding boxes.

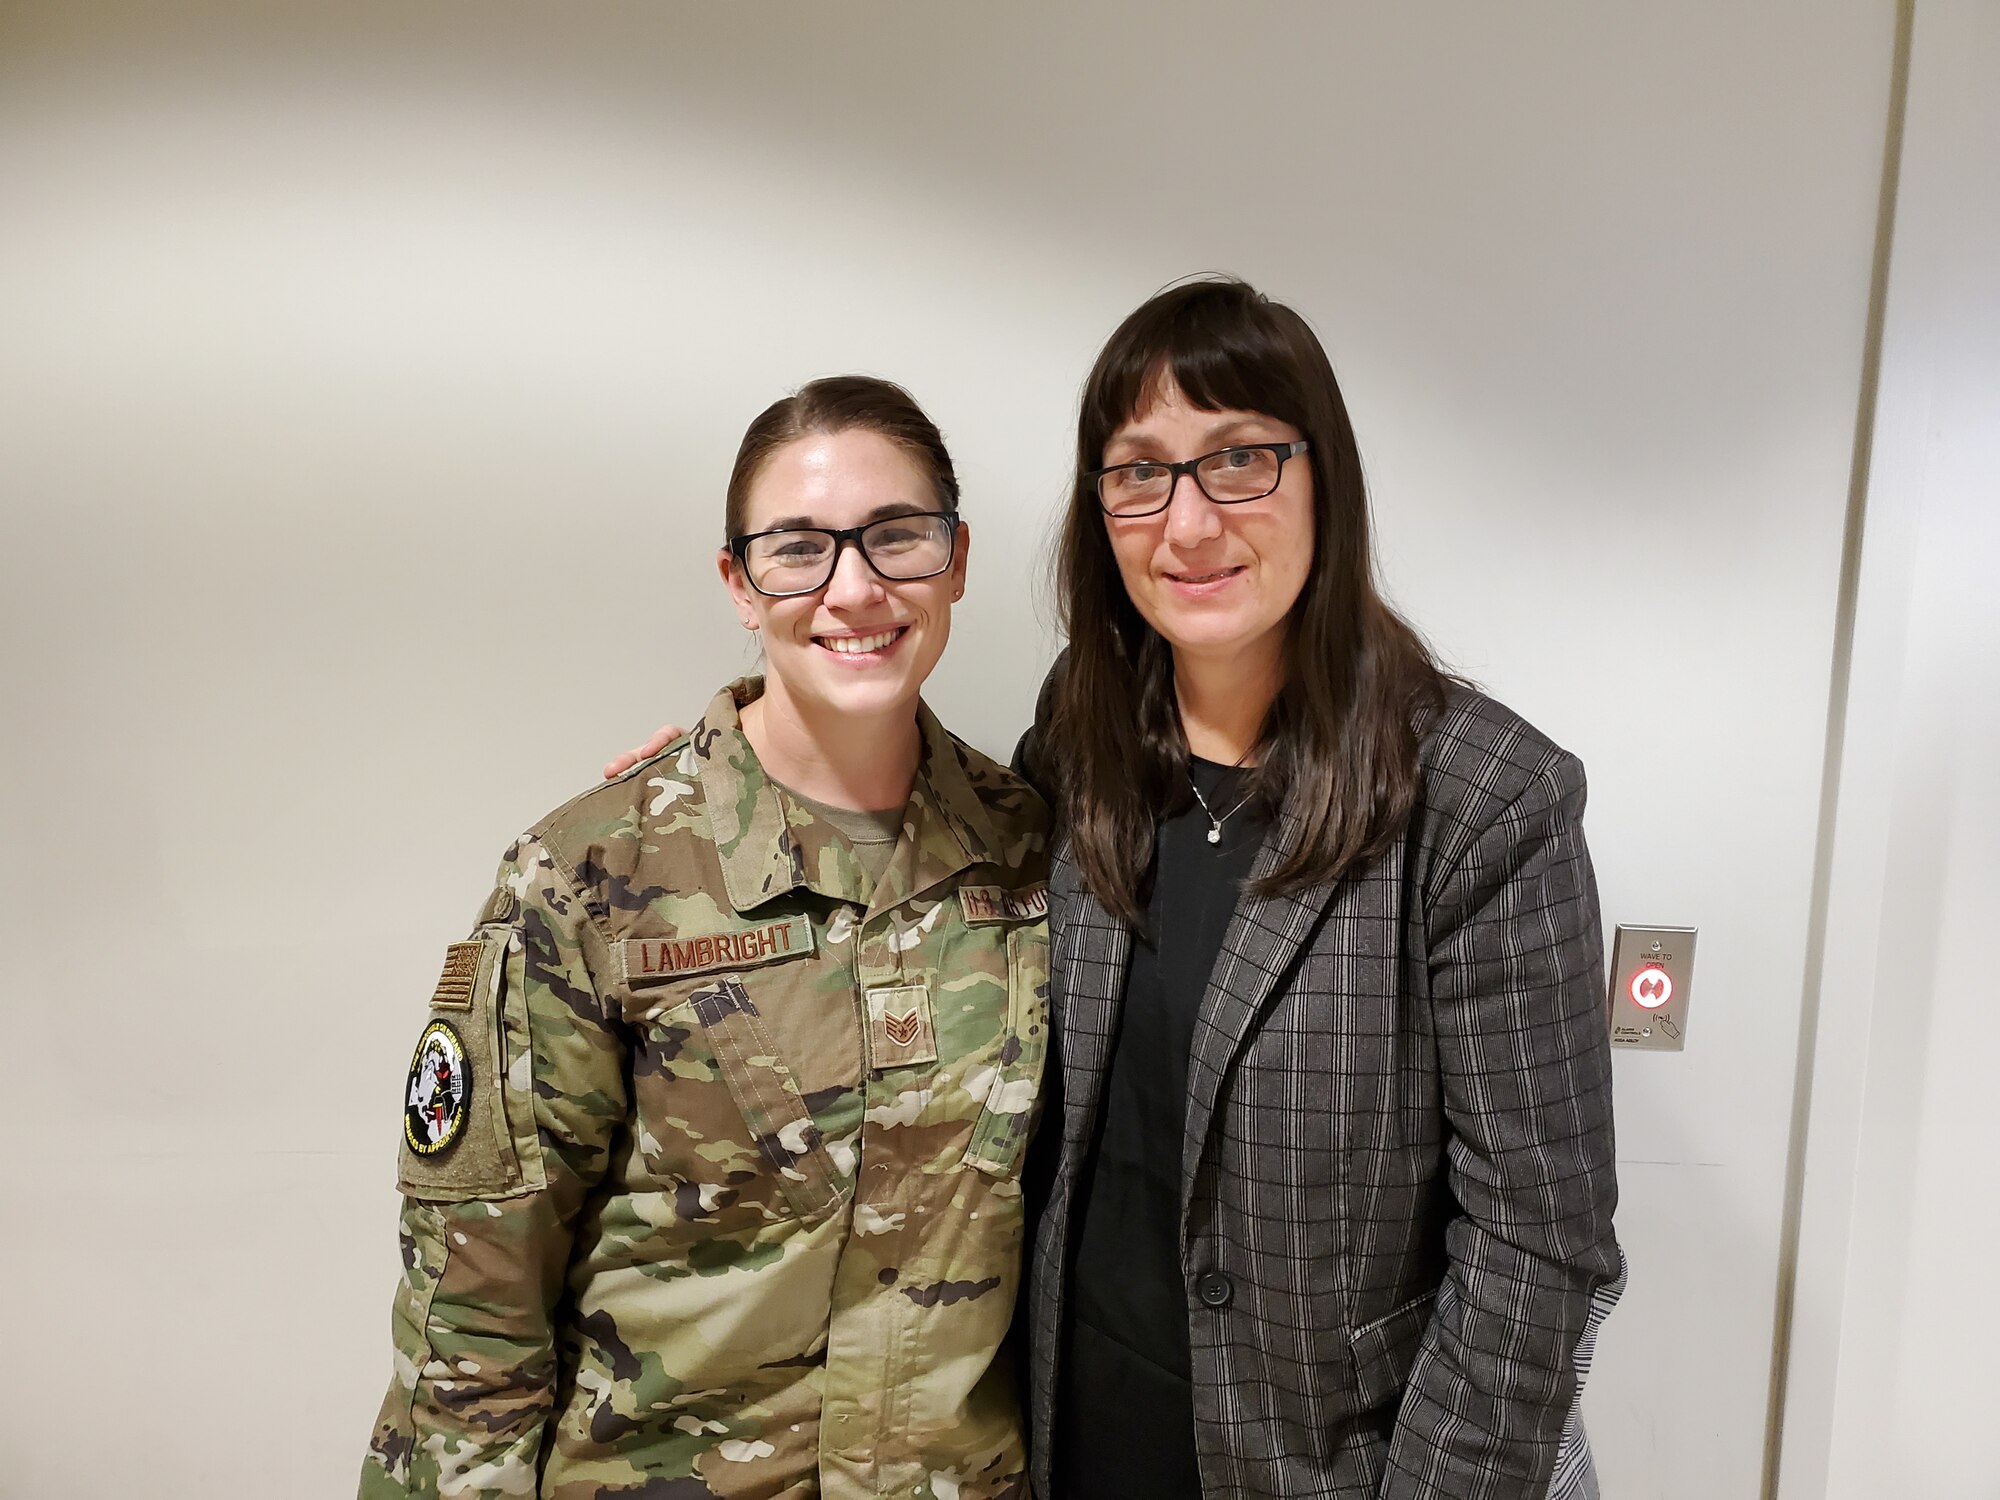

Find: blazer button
[1196,1272,1233,1309]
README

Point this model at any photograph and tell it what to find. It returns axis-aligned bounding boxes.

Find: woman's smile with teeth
[1169,565,1245,584]
[816,627,906,654]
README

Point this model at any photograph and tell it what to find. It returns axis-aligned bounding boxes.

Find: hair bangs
[1082,285,1309,455]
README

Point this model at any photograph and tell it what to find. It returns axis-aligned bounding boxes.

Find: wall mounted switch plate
[1609,924,1696,1051]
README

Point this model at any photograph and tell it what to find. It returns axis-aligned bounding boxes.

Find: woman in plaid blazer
[1016,277,1623,1500]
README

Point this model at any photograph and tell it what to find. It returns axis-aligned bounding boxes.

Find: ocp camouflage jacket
[362,679,1051,1500]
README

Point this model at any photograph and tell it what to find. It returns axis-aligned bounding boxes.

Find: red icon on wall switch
[1630,966,1674,1010]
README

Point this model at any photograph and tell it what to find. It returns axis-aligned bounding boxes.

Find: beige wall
[0,3,1933,1496]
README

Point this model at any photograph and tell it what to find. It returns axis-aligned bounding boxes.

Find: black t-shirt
[1056,757,1269,1500]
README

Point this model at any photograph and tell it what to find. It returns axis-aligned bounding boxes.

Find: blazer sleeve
[1381,750,1621,1500]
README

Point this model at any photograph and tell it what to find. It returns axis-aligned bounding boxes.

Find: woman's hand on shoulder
[603,725,685,780]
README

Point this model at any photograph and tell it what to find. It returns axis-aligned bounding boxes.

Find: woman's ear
[718,547,761,629]
[949,518,970,601]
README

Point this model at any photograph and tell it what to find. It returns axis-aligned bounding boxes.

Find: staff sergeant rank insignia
[866,983,939,1069]
[405,1019,470,1158]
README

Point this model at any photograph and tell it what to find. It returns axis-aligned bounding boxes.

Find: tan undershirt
[779,784,906,891]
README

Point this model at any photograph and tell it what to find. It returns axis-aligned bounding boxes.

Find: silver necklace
[1187,766,1255,845]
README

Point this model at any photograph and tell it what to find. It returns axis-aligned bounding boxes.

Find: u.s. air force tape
[960,884,1049,923]
[618,914,816,986]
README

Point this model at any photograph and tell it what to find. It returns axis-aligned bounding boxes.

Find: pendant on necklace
[1207,826,1221,844]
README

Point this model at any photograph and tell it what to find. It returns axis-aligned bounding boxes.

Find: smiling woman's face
[719,427,968,726]
[1099,381,1314,672]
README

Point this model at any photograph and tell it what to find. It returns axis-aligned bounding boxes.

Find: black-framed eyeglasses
[1087,440,1311,517]
[728,510,961,598]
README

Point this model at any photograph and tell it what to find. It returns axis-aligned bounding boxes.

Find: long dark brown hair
[1049,277,1448,924]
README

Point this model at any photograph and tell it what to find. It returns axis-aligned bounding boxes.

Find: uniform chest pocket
[960,922,1050,1179]
[635,977,850,1224]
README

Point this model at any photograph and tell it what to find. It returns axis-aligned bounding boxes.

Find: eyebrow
[1103,415,1278,459]
[760,501,932,531]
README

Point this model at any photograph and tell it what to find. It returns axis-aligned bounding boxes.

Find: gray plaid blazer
[1022,684,1622,1499]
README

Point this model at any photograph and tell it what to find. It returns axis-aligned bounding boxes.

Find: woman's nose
[820,539,886,608]
[1162,472,1223,547]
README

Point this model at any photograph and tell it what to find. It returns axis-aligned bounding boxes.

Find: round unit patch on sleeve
[404,1019,471,1158]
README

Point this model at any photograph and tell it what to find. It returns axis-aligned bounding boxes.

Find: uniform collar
[690,677,1005,916]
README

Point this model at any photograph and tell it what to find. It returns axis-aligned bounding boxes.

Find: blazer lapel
[1049,841,1135,1150]
[1180,800,1343,1216]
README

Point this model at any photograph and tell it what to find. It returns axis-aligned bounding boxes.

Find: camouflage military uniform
[362,679,1050,1500]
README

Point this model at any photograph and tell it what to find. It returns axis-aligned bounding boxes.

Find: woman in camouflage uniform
[363,377,1051,1500]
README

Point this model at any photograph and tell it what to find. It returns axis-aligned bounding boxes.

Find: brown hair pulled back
[724,375,959,540]
[1049,276,1449,924]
